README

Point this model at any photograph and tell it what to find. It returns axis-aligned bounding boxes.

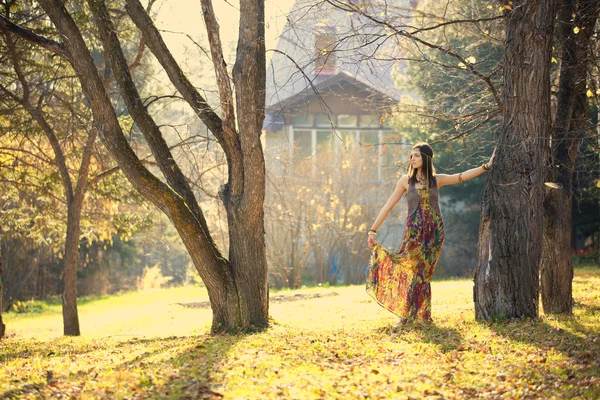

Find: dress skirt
[366,188,445,321]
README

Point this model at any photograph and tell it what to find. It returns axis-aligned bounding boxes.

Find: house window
[315,113,333,128]
[316,130,333,155]
[292,114,313,128]
[294,130,312,160]
[337,114,357,128]
[315,31,336,75]
[359,114,380,128]
[280,112,394,183]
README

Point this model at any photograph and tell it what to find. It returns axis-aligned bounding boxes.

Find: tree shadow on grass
[484,308,600,395]
[377,321,465,352]
[0,334,186,362]
[0,333,241,399]
[485,305,599,359]
[575,301,600,315]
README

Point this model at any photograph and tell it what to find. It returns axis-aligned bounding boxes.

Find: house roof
[264,0,415,130]
[266,70,399,112]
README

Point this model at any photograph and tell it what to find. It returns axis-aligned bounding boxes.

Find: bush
[10,300,42,314]
[572,247,599,266]
[139,263,173,291]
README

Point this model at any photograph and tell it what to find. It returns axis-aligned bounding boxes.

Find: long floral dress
[366,187,445,321]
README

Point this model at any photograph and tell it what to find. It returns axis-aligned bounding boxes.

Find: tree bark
[474,0,558,320]
[227,0,269,328]
[0,243,6,339]
[62,202,82,335]
[540,0,599,314]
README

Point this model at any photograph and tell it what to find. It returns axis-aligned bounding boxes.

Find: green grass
[1,268,599,399]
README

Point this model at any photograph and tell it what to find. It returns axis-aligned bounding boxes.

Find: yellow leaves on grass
[3,270,600,399]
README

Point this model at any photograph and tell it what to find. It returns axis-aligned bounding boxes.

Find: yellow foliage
[140,263,172,291]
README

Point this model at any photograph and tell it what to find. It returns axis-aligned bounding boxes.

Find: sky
[152,0,296,63]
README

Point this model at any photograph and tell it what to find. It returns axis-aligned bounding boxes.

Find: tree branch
[124,0,224,139]
[125,0,245,201]
[324,0,504,113]
[199,0,237,136]
[0,32,75,202]
[87,0,212,232]
[0,14,62,55]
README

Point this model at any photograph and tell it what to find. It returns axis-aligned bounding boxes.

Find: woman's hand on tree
[488,147,496,167]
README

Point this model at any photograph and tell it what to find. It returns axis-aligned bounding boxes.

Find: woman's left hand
[488,147,496,168]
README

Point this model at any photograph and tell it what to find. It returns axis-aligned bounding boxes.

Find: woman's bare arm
[437,166,487,187]
[437,149,496,187]
[369,175,408,232]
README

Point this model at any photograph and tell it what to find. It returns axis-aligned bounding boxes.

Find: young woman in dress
[366,142,495,326]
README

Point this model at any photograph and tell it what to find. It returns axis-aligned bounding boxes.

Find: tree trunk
[474,0,558,320]
[62,200,82,336]
[540,0,599,314]
[226,206,269,328]
[541,184,573,313]
[228,0,269,328]
[0,243,6,339]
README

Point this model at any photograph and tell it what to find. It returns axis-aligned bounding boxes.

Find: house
[263,0,415,184]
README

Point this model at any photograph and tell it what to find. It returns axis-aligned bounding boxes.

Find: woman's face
[409,149,423,170]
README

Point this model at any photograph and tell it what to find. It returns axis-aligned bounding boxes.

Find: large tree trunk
[541,0,599,314]
[227,0,269,328]
[474,0,558,320]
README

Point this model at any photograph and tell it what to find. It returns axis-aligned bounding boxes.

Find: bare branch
[0,14,62,55]
[324,0,504,113]
[199,0,237,136]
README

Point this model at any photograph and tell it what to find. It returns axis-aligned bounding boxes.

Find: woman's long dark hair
[407,142,437,188]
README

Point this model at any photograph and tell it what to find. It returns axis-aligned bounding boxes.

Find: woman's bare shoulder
[397,175,409,190]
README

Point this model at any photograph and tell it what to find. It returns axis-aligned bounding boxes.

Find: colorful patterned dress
[366,181,445,322]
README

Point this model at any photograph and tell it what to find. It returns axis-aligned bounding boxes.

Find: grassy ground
[1,268,599,399]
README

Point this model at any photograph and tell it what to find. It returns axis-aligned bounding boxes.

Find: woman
[366,142,495,326]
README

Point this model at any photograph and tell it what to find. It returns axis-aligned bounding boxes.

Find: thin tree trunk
[542,185,573,313]
[0,243,6,339]
[62,201,82,335]
[540,0,599,314]
[3,257,39,312]
[474,0,558,320]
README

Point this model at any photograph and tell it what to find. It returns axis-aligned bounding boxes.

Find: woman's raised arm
[437,148,496,187]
